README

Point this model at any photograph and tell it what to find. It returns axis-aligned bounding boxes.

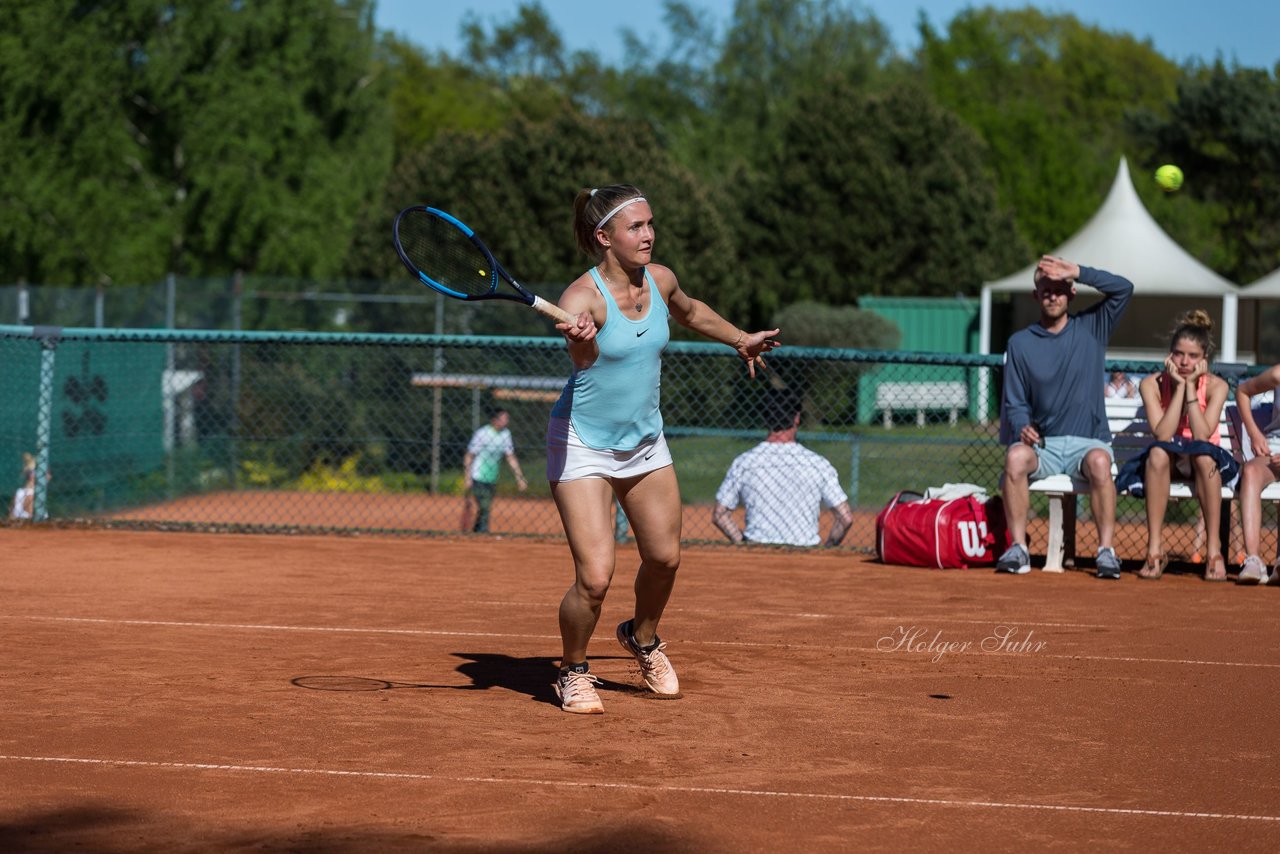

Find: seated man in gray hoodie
[996,255,1134,579]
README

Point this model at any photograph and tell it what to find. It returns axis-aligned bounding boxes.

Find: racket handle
[531,295,574,324]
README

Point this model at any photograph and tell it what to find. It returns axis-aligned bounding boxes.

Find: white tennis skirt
[546,417,673,482]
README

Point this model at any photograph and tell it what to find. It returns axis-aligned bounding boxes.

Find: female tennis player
[548,183,779,714]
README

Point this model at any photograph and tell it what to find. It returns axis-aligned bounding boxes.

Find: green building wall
[856,297,981,425]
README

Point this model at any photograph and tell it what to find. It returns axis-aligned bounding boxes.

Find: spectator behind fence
[712,392,853,547]
[462,407,526,533]
[10,453,48,520]
[1105,370,1138,399]
[996,255,1133,579]
[1126,311,1231,581]
[1234,362,1280,585]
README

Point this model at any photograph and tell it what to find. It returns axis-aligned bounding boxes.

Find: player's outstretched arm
[658,265,780,378]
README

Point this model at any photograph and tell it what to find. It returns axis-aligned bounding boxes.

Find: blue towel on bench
[1114,438,1240,496]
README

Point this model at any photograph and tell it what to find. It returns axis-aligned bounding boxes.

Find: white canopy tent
[1242,266,1280,297]
[979,158,1241,362]
[1240,270,1280,364]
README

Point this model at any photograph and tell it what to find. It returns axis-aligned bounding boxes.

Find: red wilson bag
[875,491,1010,569]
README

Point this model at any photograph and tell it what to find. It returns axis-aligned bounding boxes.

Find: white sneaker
[554,668,604,714]
[616,620,680,695]
[1095,547,1121,580]
[1237,555,1270,586]
[995,543,1031,575]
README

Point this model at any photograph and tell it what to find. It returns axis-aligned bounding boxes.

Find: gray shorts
[1031,435,1113,480]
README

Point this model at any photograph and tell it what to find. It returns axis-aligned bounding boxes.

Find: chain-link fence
[0,279,565,338]
[1,325,1273,563]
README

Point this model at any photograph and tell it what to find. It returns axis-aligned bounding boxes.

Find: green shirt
[467,424,513,483]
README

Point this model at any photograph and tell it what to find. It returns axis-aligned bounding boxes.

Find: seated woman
[1105,370,1138,399]
[1134,311,1230,580]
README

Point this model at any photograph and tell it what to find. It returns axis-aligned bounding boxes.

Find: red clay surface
[3,526,1279,852]
[105,490,826,541]
[104,489,1254,565]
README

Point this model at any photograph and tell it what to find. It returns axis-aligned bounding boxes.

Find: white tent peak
[1243,265,1280,296]
[979,157,1241,362]
[984,157,1238,295]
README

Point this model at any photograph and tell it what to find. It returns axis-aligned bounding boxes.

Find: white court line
[0,615,550,639]
[1054,653,1280,668]
[465,600,839,620]
[465,602,1256,635]
[877,615,1111,629]
[464,602,1113,629]
[4,615,1279,669]
[2,755,1276,823]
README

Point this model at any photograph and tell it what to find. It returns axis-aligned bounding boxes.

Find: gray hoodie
[1000,266,1134,445]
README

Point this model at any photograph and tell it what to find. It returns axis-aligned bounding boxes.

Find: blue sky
[374,1,1280,70]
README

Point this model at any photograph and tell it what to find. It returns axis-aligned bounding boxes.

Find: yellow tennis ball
[1155,164,1183,191]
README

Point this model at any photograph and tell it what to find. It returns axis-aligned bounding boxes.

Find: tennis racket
[393,206,572,323]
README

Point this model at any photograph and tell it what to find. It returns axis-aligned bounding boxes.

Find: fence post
[231,272,243,487]
[429,291,444,494]
[17,280,29,325]
[95,282,105,328]
[847,436,861,508]
[33,327,60,521]
[978,287,993,426]
[165,273,177,497]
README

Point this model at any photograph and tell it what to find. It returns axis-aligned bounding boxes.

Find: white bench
[876,381,968,428]
[1026,398,1234,572]
[1226,400,1280,515]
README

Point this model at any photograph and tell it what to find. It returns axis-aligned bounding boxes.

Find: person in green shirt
[462,408,526,533]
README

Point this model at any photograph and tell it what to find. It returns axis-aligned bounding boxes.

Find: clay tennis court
[3,525,1279,852]
[105,489,1238,565]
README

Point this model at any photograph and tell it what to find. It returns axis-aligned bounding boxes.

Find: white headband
[595,196,646,233]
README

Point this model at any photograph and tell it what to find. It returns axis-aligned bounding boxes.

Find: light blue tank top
[551,267,670,450]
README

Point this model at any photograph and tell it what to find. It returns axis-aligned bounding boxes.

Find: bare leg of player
[615,466,682,645]
[551,477,618,666]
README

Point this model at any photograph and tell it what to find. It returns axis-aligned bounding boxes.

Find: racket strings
[398,211,495,296]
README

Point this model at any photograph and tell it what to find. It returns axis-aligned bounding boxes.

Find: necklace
[599,265,644,312]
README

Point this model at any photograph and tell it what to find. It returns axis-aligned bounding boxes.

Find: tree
[381,35,511,155]
[1,1,168,282]
[771,301,899,350]
[449,1,898,178]
[766,300,901,426]
[348,106,744,334]
[739,80,1026,316]
[0,0,393,284]
[916,7,1181,253]
[591,2,720,163]
[705,0,895,175]
[1130,64,1280,282]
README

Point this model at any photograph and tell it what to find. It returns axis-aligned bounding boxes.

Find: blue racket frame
[391,205,572,323]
